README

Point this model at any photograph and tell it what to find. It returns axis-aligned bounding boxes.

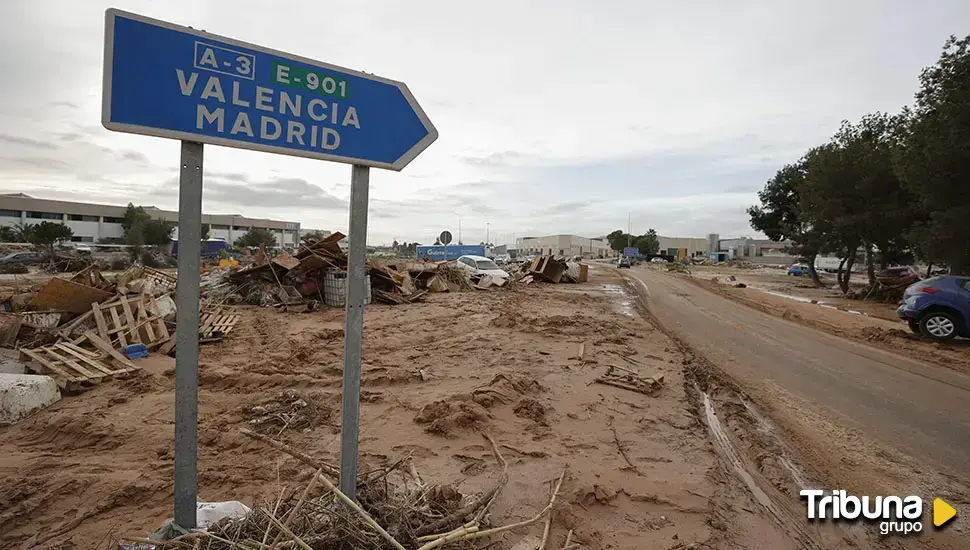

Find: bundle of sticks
[124,429,573,550]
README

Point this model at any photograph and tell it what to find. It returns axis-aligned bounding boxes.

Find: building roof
[0,194,301,231]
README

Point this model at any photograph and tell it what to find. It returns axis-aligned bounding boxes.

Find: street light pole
[486,222,490,245]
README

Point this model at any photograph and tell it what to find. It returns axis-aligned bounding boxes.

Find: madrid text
[175,69,361,151]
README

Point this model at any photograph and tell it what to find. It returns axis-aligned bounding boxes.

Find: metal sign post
[439,230,452,262]
[339,165,369,497]
[102,8,436,519]
[173,141,204,528]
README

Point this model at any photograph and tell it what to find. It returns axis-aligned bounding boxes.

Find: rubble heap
[225,232,427,308]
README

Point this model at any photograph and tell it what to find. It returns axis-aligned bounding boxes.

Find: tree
[140,218,174,246]
[11,222,33,243]
[748,160,826,287]
[606,230,626,252]
[201,224,211,241]
[633,229,660,255]
[392,239,399,249]
[894,35,970,274]
[122,204,152,247]
[235,227,278,248]
[28,221,73,257]
[795,114,915,293]
[122,203,150,233]
[0,226,16,242]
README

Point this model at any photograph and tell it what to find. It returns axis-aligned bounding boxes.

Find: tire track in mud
[619,270,877,550]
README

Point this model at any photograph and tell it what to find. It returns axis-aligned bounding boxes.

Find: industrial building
[656,235,709,259]
[0,194,305,247]
[516,234,611,258]
[707,233,795,264]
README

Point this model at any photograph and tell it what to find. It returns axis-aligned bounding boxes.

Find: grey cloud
[0,134,59,150]
[541,201,590,215]
[121,150,149,163]
[0,156,71,170]
[207,171,250,182]
[51,101,79,109]
[203,177,348,210]
[58,132,83,142]
[725,185,759,194]
[460,151,523,167]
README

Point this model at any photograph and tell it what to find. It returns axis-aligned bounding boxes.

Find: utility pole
[627,213,632,249]
[486,222,490,245]
[458,217,462,245]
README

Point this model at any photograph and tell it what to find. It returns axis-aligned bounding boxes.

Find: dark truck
[172,239,232,258]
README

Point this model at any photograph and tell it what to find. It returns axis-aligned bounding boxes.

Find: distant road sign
[439,231,453,245]
[102,9,437,170]
[623,247,638,257]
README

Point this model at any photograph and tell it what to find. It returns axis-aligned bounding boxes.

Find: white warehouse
[0,193,304,247]
[515,234,611,258]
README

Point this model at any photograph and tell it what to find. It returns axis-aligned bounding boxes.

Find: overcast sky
[1,1,967,245]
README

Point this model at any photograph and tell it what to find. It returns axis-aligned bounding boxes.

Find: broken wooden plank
[44,347,103,381]
[119,297,140,344]
[594,378,658,396]
[21,348,82,382]
[55,344,125,376]
[0,312,22,348]
[83,331,139,371]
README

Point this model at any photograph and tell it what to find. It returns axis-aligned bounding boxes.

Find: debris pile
[666,262,691,274]
[507,255,588,285]
[0,262,240,394]
[242,389,330,435]
[124,429,568,550]
[224,232,427,307]
[595,365,664,396]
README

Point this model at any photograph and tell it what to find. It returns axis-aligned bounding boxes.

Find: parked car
[0,251,46,265]
[456,255,510,281]
[650,257,668,263]
[787,264,809,277]
[876,266,920,287]
[617,257,631,268]
[896,276,970,341]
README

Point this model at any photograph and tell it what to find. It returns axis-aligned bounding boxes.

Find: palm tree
[12,222,33,243]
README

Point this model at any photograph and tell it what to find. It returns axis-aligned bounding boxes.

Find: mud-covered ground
[0,268,795,549]
[689,264,901,320]
[677,266,970,373]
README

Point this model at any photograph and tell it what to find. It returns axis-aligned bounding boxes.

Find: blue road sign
[623,247,638,257]
[102,9,437,170]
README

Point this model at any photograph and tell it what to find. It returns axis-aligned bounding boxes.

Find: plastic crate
[323,273,372,307]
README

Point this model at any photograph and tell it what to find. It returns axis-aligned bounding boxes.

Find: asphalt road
[627,267,970,478]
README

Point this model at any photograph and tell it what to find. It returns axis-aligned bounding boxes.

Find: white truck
[814,256,864,273]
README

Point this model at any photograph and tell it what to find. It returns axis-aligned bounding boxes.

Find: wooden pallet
[156,307,239,355]
[91,294,170,350]
[142,267,177,294]
[20,339,140,391]
[200,308,241,338]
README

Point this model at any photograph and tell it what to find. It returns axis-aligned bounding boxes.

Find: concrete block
[0,349,26,375]
[0,374,60,425]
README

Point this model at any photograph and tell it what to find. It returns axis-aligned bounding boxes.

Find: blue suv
[897,276,970,341]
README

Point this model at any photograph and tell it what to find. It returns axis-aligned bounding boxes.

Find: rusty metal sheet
[31,277,113,314]
[271,253,300,271]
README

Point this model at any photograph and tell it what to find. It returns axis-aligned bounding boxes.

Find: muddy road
[628,266,970,476]
[625,266,970,549]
